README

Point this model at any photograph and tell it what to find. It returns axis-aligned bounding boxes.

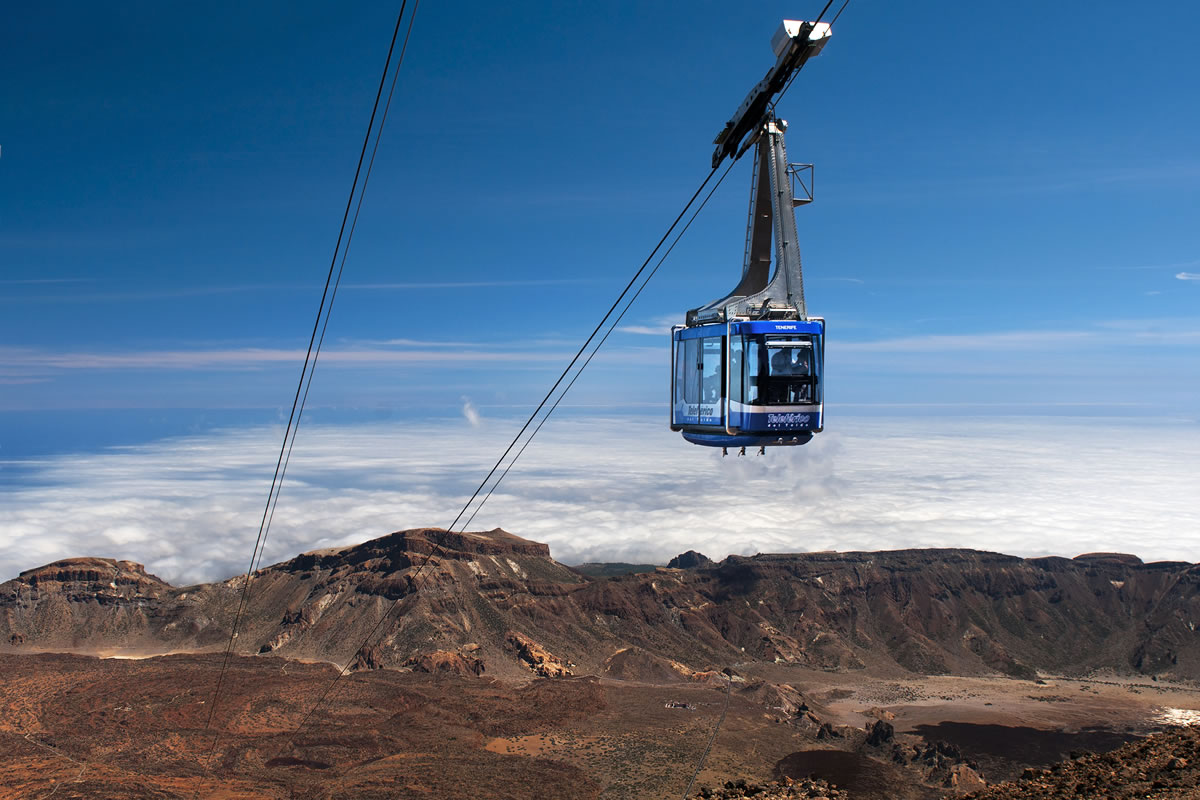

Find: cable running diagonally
[462,159,737,531]
[275,2,837,758]
[776,0,844,105]
[831,0,851,25]
[192,1,418,792]
[271,164,723,758]
[468,5,849,535]
[271,0,847,779]
[681,674,731,799]
[252,0,421,580]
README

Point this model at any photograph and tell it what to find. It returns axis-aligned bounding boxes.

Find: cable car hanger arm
[710,20,832,169]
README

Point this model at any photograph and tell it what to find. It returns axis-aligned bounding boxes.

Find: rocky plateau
[1,527,1198,798]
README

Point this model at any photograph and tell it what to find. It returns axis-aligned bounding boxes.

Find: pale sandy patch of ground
[1154,707,1200,726]
[745,665,1200,734]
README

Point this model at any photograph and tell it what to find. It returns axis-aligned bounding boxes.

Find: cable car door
[671,327,725,430]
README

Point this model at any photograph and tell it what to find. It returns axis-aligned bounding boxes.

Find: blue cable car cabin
[671,319,824,448]
[670,19,834,451]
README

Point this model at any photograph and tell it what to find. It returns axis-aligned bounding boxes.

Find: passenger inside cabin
[766,346,813,404]
[770,347,810,376]
[770,347,791,375]
[791,347,810,376]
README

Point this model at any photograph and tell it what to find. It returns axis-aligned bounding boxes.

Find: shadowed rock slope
[957,726,1200,799]
[2,529,1198,680]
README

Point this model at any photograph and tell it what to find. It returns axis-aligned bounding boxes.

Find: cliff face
[2,558,174,651]
[676,550,1200,678]
[0,528,579,673]
[2,530,1198,681]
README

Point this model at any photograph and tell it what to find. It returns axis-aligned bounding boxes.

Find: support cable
[831,0,851,25]
[463,158,737,531]
[191,1,418,794]
[273,0,841,766]
[776,0,845,109]
[681,674,732,800]
[455,0,840,539]
[271,163,724,759]
[258,1,846,787]
[252,0,420,580]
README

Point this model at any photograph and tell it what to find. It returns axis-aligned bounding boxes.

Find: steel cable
[221,3,847,791]
[269,163,723,761]
[681,674,732,800]
[463,158,737,531]
[191,1,419,794]
[272,0,846,774]
[251,0,420,580]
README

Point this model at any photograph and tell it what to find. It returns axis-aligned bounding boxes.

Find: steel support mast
[688,19,831,326]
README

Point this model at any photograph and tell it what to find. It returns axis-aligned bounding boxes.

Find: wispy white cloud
[1,416,1197,586]
[837,330,1096,353]
[0,278,95,285]
[1097,259,1200,272]
[0,284,312,303]
[617,314,681,336]
[352,338,548,349]
[0,345,570,372]
[1177,272,1200,281]
[839,319,1200,354]
[461,397,482,428]
[0,278,588,303]
[341,279,593,290]
[1094,318,1200,344]
[617,325,669,336]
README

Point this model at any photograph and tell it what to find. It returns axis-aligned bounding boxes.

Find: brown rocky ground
[957,726,1200,799]
[698,727,1200,800]
[2,649,1197,800]
[4,531,1199,798]
[0,651,608,800]
[694,777,848,798]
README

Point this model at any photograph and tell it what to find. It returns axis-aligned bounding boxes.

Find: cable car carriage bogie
[670,17,832,451]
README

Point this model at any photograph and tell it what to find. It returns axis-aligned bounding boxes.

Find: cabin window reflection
[674,335,725,412]
[673,339,688,406]
[675,339,700,405]
[743,338,763,404]
[700,337,723,404]
[729,337,744,404]
[745,334,819,406]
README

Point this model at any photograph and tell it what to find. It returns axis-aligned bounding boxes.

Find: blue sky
[3,0,1197,417]
[1,2,1198,577]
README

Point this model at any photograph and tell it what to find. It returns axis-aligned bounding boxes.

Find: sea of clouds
[1,415,1198,585]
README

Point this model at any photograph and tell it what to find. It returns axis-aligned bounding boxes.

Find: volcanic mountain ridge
[3,527,1198,681]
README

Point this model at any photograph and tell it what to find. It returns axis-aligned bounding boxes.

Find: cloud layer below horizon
[1,415,1198,585]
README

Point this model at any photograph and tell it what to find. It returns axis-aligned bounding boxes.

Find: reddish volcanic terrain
[1,528,1198,798]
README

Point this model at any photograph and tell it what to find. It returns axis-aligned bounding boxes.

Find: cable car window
[744,337,763,405]
[700,337,723,404]
[675,338,699,405]
[729,336,743,404]
[763,335,815,405]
